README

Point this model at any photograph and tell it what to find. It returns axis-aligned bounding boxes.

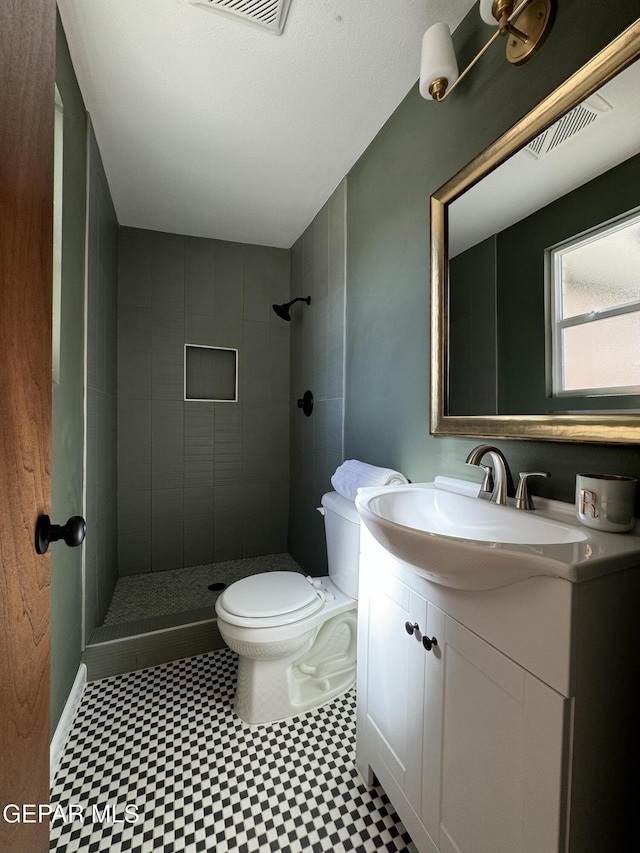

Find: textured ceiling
[58,0,475,248]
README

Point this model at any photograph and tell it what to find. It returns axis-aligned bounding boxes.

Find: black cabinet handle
[405,621,419,636]
[422,636,438,652]
[35,515,86,555]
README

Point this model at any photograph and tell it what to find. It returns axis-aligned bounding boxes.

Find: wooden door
[0,0,55,850]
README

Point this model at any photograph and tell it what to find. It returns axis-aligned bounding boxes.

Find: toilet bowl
[215,491,361,724]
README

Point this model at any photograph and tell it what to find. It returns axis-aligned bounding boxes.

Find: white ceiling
[57,0,475,248]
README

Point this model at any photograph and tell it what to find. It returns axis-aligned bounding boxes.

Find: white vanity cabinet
[356,526,640,853]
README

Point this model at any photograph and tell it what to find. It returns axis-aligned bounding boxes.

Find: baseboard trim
[50,661,87,786]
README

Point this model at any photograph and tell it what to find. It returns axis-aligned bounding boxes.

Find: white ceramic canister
[575,473,637,533]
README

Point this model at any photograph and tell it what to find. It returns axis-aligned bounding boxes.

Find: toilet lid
[220,571,320,619]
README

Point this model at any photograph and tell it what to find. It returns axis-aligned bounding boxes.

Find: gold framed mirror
[431,19,640,444]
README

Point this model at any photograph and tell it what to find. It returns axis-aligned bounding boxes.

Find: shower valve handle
[297,390,313,416]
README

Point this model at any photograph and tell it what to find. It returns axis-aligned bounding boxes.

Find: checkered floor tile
[51,647,416,852]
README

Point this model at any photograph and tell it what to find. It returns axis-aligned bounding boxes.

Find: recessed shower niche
[184,344,238,402]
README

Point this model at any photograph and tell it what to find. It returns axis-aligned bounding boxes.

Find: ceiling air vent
[524,93,612,160]
[189,0,292,35]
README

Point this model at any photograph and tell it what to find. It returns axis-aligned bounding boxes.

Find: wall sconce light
[420,0,555,102]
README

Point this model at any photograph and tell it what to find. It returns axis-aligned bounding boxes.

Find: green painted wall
[51,14,86,732]
[449,236,497,416]
[345,1,640,507]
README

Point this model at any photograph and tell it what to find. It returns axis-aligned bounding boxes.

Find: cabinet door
[431,614,568,853]
[363,572,425,814]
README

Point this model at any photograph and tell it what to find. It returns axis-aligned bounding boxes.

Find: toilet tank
[321,491,361,600]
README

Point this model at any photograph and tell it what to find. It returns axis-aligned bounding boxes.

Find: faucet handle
[477,463,494,493]
[515,471,550,510]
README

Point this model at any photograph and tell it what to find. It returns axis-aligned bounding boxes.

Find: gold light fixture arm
[433,0,553,101]
[432,28,502,101]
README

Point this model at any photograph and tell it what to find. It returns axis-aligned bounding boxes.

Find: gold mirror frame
[431,19,640,444]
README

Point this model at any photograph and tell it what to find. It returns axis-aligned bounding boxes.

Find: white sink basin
[355,478,640,590]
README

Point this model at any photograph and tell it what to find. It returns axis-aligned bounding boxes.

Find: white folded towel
[330,459,409,502]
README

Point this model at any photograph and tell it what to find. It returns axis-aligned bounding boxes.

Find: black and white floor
[51,647,416,852]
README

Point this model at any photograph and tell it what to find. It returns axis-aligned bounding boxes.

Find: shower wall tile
[152,306,184,401]
[288,179,346,575]
[213,484,243,562]
[268,480,290,553]
[118,228,291,575]
[272,248,291,306]
[94,517,109,624]
[214,403,243,486]
[118,398,151,491]
[270,323,290,405]
[289,482,327,577]
[269,403,290,483]
[243,244,273,323]
[103,265,118,399]
[312,398,343,500]
[118,227,152,309]
[242,321,271,403]
[215,241,244,319]
[185,313,217,348]
[118,489,151,575]
[152,489,184,572]
[290,240,304,296]
[312,204,329,303]
[152,401,184,490]
[184,236,216,317]
[242,403,271,485]
[95,392,117,607]
[327,286,345,400]
[184,404,215,489]
[242,483,277,556]
[118,305,151,397]
[183,487,215,567]
[150,233,185,312]
[312,296,329,401]
[211,318,243,351]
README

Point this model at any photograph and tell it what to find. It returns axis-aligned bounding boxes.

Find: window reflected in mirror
[548,208,640,397]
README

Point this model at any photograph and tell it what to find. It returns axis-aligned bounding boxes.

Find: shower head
[272,296,311,321]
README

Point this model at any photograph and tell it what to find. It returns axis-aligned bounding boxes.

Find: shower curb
[83,617,225,681]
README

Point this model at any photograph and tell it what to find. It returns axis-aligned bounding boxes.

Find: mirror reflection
[446,55,640,417]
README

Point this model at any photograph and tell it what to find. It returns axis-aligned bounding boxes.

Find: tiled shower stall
[83,149,347,652]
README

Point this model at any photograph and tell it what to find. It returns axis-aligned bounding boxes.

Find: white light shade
[419,23,459,100]
[480,0,499,25]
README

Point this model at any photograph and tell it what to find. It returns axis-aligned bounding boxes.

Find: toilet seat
[216,571,325,628]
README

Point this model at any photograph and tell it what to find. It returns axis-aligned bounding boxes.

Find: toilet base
[233,608,357,725]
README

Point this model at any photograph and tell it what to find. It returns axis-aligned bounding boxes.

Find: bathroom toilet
[215,491,360,725]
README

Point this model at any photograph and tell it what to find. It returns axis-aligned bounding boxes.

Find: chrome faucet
[465,444,515,506]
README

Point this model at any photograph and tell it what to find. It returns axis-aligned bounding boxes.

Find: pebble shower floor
[50,647,417,852]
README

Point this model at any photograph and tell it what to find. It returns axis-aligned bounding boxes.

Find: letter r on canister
[579,488,598,518]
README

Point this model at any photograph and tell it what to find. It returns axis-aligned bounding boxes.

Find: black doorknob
[35,515,86,555]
